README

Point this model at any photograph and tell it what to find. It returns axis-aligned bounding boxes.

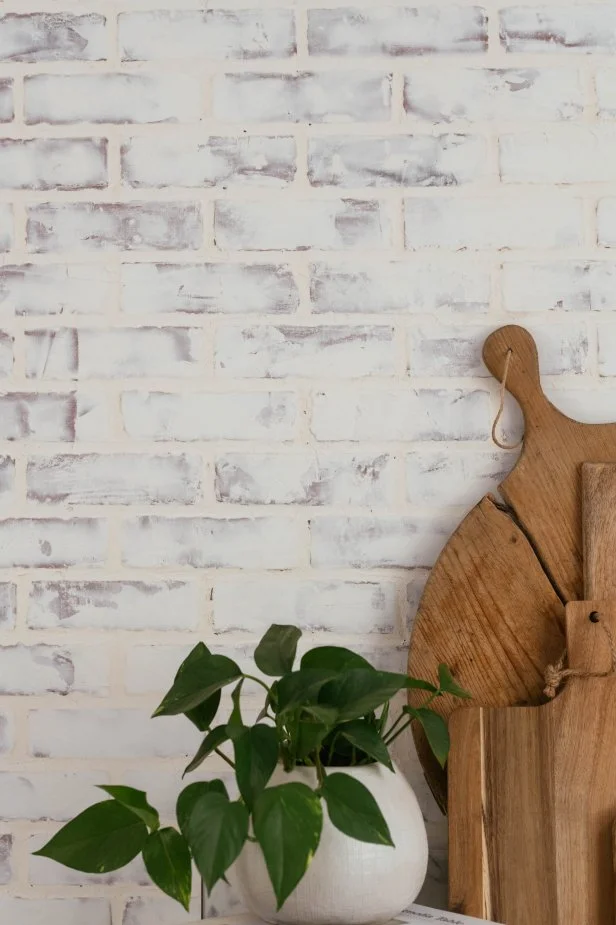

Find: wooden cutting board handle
[483,324,551,421]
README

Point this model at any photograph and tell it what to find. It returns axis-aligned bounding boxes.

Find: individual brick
[0,458,15,507]
[597,323,616,375]
[501,6,616,54]
[120,263,298,315]
[122,136,296,188]
[408,322,589,376]
[25,74,200,125]
[0,265,112,315]
[0,771,106,820]
[0,13,106,62]
[0,584,15,628]
[119,9,295,60]
[215,199,389,251]
[597,70,616,118]
[308,7,488,56]
[502,261,616,313]
[213,578,398,634]
[404,67,584,122]
[0,205,12,252]
[0,139,107,191]
[310,515,455,568]
[0,80,12,122]
[122,516,302,568]
[0,713,13,754]
[27,203,202,253]
[212,72,391,123]
[215,325,395,378]
[0,393,76,440]
[311,388,491,441]
[0,333,12,376]
[0,644,108,695]
[121,391,297,441]
[123,896,200,925]
[310,260,490,314]
[215,451,397,506]
[0,900,111,925]
[501,126,616,183]
[26,453,201,505]
[406,449,512,507]
[25,328,201,379]
[29,709,199,758]
[598,199,616,248]
[28,580,199,631]
[405,195,583,250]
[308,135,486,187]
[0,835,11,885]
[0,518,107,567]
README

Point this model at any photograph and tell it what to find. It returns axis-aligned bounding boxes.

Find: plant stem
[242,673,271,694]
[383,712,406,741]
[215,747,235,769]
[383,718,412,747]
[315,751,325,787]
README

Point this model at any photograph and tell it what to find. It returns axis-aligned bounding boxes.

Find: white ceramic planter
[232,762,428,925]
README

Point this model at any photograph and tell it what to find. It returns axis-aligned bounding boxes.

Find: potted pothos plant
[35,625,470,925]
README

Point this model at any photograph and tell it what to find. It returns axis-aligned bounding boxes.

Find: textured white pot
[232,762,428,925]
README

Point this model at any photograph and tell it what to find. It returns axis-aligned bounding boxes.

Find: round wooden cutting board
[408,325,616,811]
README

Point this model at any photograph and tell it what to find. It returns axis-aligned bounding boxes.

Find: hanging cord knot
[492,348,523,451]
[544,613,616,699]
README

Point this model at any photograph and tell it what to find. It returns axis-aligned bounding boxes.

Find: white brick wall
[0,1,611,921]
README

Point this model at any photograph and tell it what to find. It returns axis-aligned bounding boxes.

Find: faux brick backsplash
[0,1,610,922]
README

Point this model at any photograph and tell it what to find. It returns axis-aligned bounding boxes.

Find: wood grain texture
[483,326,616,603]
[583,463,616,599]
[408,494,565,811]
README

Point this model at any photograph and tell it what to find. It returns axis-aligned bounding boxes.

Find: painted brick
[122,391,297,441]
[598,199,616,248]
[213,578,398,634]
[122,136,296,189]
[0,771,106,820]
[25,74,200,125]
[502,262,616,313]
[0,265,112,316]
[0,138,106,191]
[501,127,616,183]
[310,260,489,314]
[29,580,199,631]
[311,388,491,441]
[597,324,616,376]
[125,644,263,696]
[30,709,197,758]
[216,325,395,378]
[0,393,76,440]
[25,328,201,379]
[406,449,512,507]
[120,9,295,60]
[597,70,616,119]
[501,6,616,54]
[0,584,16,629]
[0,80,12,122]
[0,713,13,754]
[308,135,486,188]
[404,68,584,122]
[0,518,106,568]
[310,514,455,568]
[121,262,298,316]
[0,205,12,252]
[27,203,202,253]
[0,644,108,695]
[122,516,302,568]
[405,195,583,250]
[0,899,110,925]
[215,199,389,251]
[308,7,488,56]
[544,385,616,423]
[408,322,589,376]
[123,896,196,925]
[212,72,391,123]
[75,391,111,441]
[0,457,15,507]
[0,13,106,62]
[0,835,11,885]
[27,453,201,505]
[215,451,397,506]
[0,333,12,376]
